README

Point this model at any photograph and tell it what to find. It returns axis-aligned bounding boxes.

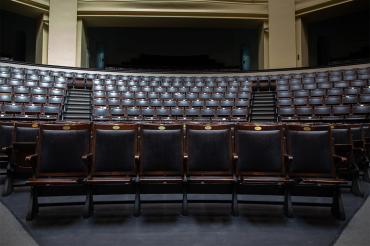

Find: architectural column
[76,19,89,68]
[296,17,309,67]
[258,21,269,70]
[48,0,78,67]
[268,0,297,68]
[35,14,48,65]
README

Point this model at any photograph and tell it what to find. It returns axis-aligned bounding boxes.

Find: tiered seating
[92,76,252,121]
[0,66,67,120]
[23,122,369,221]
[276,68,370,121]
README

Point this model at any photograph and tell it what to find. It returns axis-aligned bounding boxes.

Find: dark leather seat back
[15,123,39,142]
[140,124,183,175]
[93,125,137,173]
[236,125,283,175]
[331,125,351,145]
[0,123,14,148]
[38,124,90,175]
[187,125,232,174]
[286,125,334,177]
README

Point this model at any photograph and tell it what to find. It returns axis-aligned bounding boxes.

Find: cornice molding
[295,0,354,16]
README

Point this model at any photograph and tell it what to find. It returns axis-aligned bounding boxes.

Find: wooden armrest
[284,154,293,161]
[25,154,38,177]
[333,154,347,163]
[81,153,93,160]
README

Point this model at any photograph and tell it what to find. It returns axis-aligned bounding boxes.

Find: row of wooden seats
[4,122,367,221]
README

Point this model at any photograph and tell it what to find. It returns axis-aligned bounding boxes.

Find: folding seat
[331,124,363,196]
[2,122,39,196]
[39,82,53,89]
[0,71,10,79]
[110,107,126,120]
[136,99,149,107]
[231,108,248,120]
[351,80,366,88]
[93,106,110,120]
[135,124,185,214]
[108,98,120,107]
[191,99,204,108]
[3,104,22,118]
[142,86,152,93]
[149,99,162,107]
[184,124,236,214]
[173,92,185,100]
[199,108,216,119]
[27,74,40,81]
[235,99,249,108]
[0,85,12,93]
[156,107,171,118]
[154,87,165,93]
[31,87,47,96]
[117,85,128,92]
[107,91,120,98]
[0,122,14,174]
[303,77,315,84]
[343,74,356,81]
[49,88,65,97]
[105,85,116,92]
[360,94,370,103]
[127,107,142,119]
[278,98,292,106]
[296,106,313,120]
[238,92,250,100]
[178,87,189,93]
[278,107,296,121]
[199,92,211,100]
[290,84,302,91]
[93,98,106,106]
[362,87,370,94]
[325,96,341,106]
[184,107,200,118]
[277,79,288,86]
[329,76,342,82]
[276,91,293,99]
[212,92,224,100]
[141,107,155,119]
[215,86,226,93]
[12,73,25,80]
[25,123,90,220]
[334,81,349,89]
[203,87,213,93]
[186,92,198,100]
[8,79,23,87]
[303,83,316,90]
[293,97,308,106]
[294,90,309,98]
[358,74,369,80]
[228,87,238,93]
[351,105,370,119]
[147,92,158,99]
[314,105,331,119]
[277,85,289,91]
[327,88,343,96]
[122,99,135,107]
[14,94,31,104]
[41,104,60,119]
[317,82,332,89]
[234,124,290,215]
[161,99,175,107]
[285,125,346,219]
[344,87,360,95]
[55,77,67,84]
[225,92,237,99]
[308,97,324,106]
[135,92,147,99]
[205,99,220,108]
[333,105,351,119]
[171,107,184,118]
[342,95,358,105]
[122,92,134,99]
[216,108,231,119]
[24,104,42,119]
[190,87,201,93]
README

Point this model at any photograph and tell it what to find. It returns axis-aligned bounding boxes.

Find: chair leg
[351,172,364,197]
[2,172,13,196]
[331,187,345,221]
[83,187,94,218]
[231,183,238,216]
[182,183,188,216]
[26,186,38,221]
[134,183,141,217]
[284,187,294,218]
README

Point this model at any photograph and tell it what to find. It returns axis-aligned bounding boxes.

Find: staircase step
[65,110,91,114]
[252,103,275,107]
[67,97,90,102]
[252,108,275,112]
[66,100,90,105]
[253,100,274,104]
[68,94,91,98]
[66,105,91,110]
[63,114,91,119]
[251,111,275,116]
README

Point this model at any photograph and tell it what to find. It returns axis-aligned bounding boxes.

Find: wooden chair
[26,123,91,220]
[138,123,185,215]
[285,124,346,220]
[3,122,39,196]
[83,123,138,217]
[185,123,237,215]
[235,124,292,216]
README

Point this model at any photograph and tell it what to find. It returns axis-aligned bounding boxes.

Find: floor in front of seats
[0,176,369,246]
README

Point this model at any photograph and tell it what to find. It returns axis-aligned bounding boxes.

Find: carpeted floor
[0,175,369,246]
